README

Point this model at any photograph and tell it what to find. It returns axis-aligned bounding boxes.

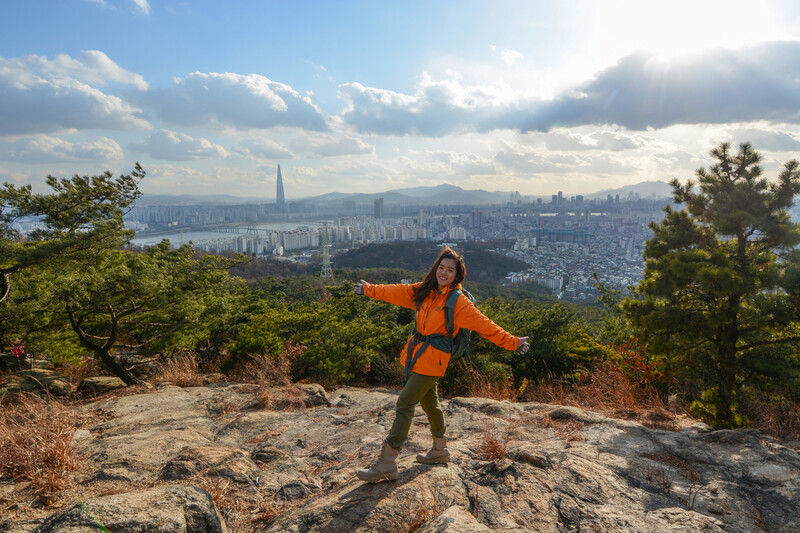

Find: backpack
[442,288,476,365]
[403,288,476,384]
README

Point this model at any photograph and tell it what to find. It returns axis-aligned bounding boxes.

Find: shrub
[739,389,800,441]
[524,341,669,415]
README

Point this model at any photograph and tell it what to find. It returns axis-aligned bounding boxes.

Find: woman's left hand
[517,336,530,354]
[354,279,370,295]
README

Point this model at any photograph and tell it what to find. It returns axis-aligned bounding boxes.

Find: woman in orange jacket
[354,246,529,483]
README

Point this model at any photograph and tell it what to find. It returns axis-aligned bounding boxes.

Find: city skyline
[2,1,800,200]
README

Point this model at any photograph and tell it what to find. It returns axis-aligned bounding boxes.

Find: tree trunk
[716,345,737,428]
[715,297,741,429]
[0,271,10,304]
[95,347,142,386]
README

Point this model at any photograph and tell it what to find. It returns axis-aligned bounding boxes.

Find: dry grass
[536,416,587,442]
[477,420,516,460]
[220,399,243,415]
[401,486,445,533]
[154,353,204,387]
[742,392,800,441]
[196,471,298,532]
[57,357,103,385]
[403,502,443,532]
[195,474,260,533]
[229,344,308,411]
[523,354,670,424]
[464,369,518,402]
[254,502,292,528]
[0,394,89,495]
[229,343,303,387]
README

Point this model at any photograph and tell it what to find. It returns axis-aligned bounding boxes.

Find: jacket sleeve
[364,282,419,310]
[453,294,520,351]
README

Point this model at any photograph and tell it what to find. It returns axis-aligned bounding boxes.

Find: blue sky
[2,0,800,200]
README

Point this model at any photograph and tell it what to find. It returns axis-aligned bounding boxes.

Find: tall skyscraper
[276,165,286,208]
[374,197,384,219]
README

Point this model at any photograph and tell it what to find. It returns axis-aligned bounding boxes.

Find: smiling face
[436,258,457,289]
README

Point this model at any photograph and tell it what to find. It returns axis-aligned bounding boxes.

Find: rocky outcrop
[0,369,71,397]
[2,383,799,532]
[33,486,227,533]
[77,376,127,395]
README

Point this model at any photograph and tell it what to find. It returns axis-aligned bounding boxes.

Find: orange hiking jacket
[365,282,520,377]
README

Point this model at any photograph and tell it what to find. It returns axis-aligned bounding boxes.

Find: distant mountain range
[135,181,673,207]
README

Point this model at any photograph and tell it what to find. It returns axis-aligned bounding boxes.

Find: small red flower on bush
[12,345,25,358]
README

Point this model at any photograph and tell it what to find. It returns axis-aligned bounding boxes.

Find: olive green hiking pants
[386,372,445,450]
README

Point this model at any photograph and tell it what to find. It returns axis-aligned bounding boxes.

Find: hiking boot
[416,437,450,464]
[356,442,399,482]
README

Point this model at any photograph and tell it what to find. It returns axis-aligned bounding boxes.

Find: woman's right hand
[354,279,370,295]
[517,336,530,354]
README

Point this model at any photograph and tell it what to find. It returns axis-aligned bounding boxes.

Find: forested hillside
[334,240,530,283]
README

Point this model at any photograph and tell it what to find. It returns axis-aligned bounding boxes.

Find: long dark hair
[413,246,466,309]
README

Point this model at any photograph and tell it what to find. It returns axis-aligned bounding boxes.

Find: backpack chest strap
[403,329,452,384]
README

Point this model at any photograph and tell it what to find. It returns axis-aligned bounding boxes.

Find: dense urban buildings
[123,188,673,301]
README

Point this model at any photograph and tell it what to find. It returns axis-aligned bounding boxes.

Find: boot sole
[415,455,450,464]
[357,471,398,482]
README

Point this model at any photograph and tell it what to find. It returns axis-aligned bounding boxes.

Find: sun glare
[594,0,778,58]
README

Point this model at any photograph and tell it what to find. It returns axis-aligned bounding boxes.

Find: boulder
[0,353,29,372]
[77,376,127,395]
[0,369,71,397]
[33,486,227,533]
[297,383,330,407]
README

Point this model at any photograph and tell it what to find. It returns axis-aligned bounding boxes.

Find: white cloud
[85,0,149,15]
[714,125,800,152]
[494,140,636,176]
[519,42,800,131]
[289,134,374,157]
[0,135,123,163]
[545,129,653,151]
[340,42,800,137]
[131,72,329,131]
[339,75,525,137]
[234,138,295,160]
[128,130,228,160]
[131,0,150,15]
[2,51,148,90]
[0,52,150,135]
[141,164,215,192]
[496,47,524,66]
[426,151,495,175]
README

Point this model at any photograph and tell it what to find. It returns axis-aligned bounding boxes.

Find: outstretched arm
[455,295,528,352]
[354,279,418,309]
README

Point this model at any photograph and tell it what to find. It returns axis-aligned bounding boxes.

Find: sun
[592,0,779,58]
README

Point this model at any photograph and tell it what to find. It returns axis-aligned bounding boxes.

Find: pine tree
[624,142,800,428]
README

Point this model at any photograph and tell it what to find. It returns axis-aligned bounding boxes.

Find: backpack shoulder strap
[444,289,462,338]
